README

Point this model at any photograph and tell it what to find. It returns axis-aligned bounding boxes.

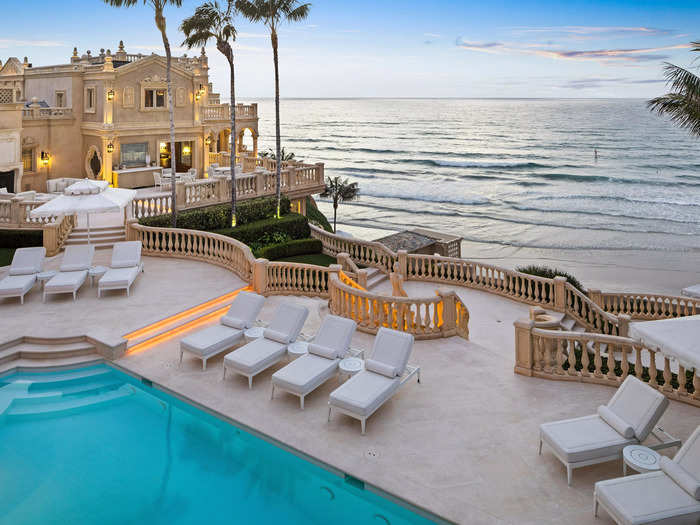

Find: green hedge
[258,238,323,260]
[0,229,43,249]
[214,213,310,250]
[305,196,333,233]
[139,195,291,230]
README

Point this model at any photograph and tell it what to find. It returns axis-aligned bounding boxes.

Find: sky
[1,0,699,99]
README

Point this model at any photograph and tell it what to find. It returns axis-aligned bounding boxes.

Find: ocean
[250,98,700,291]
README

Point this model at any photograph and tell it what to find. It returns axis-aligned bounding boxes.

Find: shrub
[138,195,291,230]
[516,264,585,292]
[0,229,43,249]
[258,238,323,260]
[214,213,310,248]
[305,196,333,233]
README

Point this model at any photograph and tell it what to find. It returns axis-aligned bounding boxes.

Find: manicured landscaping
[276,253,337,267]
[0,248,15,267]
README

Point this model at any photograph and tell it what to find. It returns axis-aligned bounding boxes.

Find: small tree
[104,0,182,227]
[259,146,295,161]
[237,0,311,218]
[320,176,359,233]
[181,0,239,226]
[648,41,700,137]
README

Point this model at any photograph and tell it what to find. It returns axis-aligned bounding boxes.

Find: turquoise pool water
[0,364,435,525]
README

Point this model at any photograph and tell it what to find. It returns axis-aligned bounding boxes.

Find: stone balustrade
[43,215,76,256]
[514,322,700,408]
[202,103,257,122]
[131,162,325,220]
[0,198,61,229]
[594,290,700,320]
[126,220,254,282]
[22,107,73,119]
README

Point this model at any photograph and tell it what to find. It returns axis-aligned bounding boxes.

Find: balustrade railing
[265,261,330,297]
[597,292,700,320]
[310,224,396,273]
[564,283,620,335]
[202,103,257,122]
[514,322,699,408]
[43,214,75,256]
[126,221,254,282]
[22,107,73,119]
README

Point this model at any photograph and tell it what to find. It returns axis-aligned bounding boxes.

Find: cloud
[424,33,441,38]
[0,39,65,48]
[456,38,690,63]
[510,26,675,40]
[561,77,667,89]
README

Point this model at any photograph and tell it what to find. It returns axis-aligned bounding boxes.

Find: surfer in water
[594,148,598,161]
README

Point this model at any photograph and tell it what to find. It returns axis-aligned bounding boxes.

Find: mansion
[0,42,259,192]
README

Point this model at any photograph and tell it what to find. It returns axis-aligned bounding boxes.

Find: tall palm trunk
[156,10,178,227]
[271,29,282,218]
[222,43,237,226]
[333,202,337,233]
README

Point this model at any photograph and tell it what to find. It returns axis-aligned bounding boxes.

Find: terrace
[1,222,698,524]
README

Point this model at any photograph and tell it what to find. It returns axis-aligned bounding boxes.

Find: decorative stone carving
[176,87,186,107]
[85,145,103,178]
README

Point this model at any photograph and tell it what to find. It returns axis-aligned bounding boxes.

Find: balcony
[202,103,257,123]
[22,107,74,120]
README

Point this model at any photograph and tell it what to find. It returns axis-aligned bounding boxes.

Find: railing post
[327,263,342,311]
[252,258,269,295]
[10,197,23,226]
[438,288,457,336]
[125,218,139,241]
[256,172,266,197]
[315,162,324,185]
[514,319,536,376]
[618,314,631,338]
[43,222,59,257]
[397,250,407,278]
[287,165,297,189]
[175,181,186,209]
[357,269,368,289]
[553,276,567,312]
[588,288,603,307]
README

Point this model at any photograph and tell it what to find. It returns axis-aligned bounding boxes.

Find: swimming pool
[0,364,436,525]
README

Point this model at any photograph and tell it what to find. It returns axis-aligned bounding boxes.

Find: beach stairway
[64,226,126,249]
[365,267,389,290]
[543,312,609,356]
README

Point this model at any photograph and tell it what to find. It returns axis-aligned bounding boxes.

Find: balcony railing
[22,107,74,120]
[202,103,257,122]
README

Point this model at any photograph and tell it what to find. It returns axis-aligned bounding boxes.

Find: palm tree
[259,146,296,161]
[181,1,239,226]
[320,176,359,233]
[648,41,700,137]
[237,0,310,218]
[104,0,181,227]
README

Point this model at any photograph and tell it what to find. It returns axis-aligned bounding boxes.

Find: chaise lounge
[43,245,95,302]
[0,247,46,304]
[594,425,700,525]
[223,302,309,388]
[328,327,420,435]
[180,291,265,370]
[270,315,357,409]
[539,375,677,486]
[98,241,144,297]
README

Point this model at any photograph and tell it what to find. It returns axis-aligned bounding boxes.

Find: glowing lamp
[204,136,212,146]
[106,89,115,101]
[160,142,167,153]
[106,142,114,153]
[182,145,191,155]
[40,151,50,166]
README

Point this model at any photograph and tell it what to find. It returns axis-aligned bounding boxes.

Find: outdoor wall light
[106,89,115,101]
[107,142,114,153]
[40,151,50,166]
[204,136,212,146]
[182,145,191,155]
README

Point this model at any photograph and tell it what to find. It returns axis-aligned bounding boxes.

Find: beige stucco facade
[0,42,258,192]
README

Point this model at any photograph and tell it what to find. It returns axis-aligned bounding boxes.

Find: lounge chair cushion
[661,457,700,500]
[369,328,414,377]
[59,245,95,272]
[540,414,636,464]
[45,270,88,293]
[308,343,337,359]
[0,274,36,296]
[8,247,45,276]
[309,315,356,359]
[224,337,286,376]
[181,325,243,358]
[99,266,139,288]
[674,425,700,481]
[265,303,309,343]
[329,370,401,417]
[607,376,669,441]
[221,292,265,330]
[110,241,142,269]
[365,358,397,378]
[272,353,338,395]
[264,328,292,344]
[595,471,700,525]
[598,405,635,439]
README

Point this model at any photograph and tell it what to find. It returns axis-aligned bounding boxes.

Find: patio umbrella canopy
[628,314,700,370]
[30,179,136,245]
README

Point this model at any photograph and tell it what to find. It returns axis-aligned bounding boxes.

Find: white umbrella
[629,314,700,370]
[30,179,136,245]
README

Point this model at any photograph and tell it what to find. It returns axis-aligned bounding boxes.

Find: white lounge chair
[0,247,45,304]
[594,425,700,525]
[271,315,357,409]
[43,245,95,302]
[180,291,265,370]
[98,241,144,297]
[222,303,309,388]
[539,375,677,486]
[328,327,420,435]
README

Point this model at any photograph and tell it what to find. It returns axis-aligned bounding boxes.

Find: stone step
[0,354,105,376]
[68,229,125,239]
[8,365,110,385]
[5,384,134,418]
[366,272,389,290]
[0,341,96,366]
